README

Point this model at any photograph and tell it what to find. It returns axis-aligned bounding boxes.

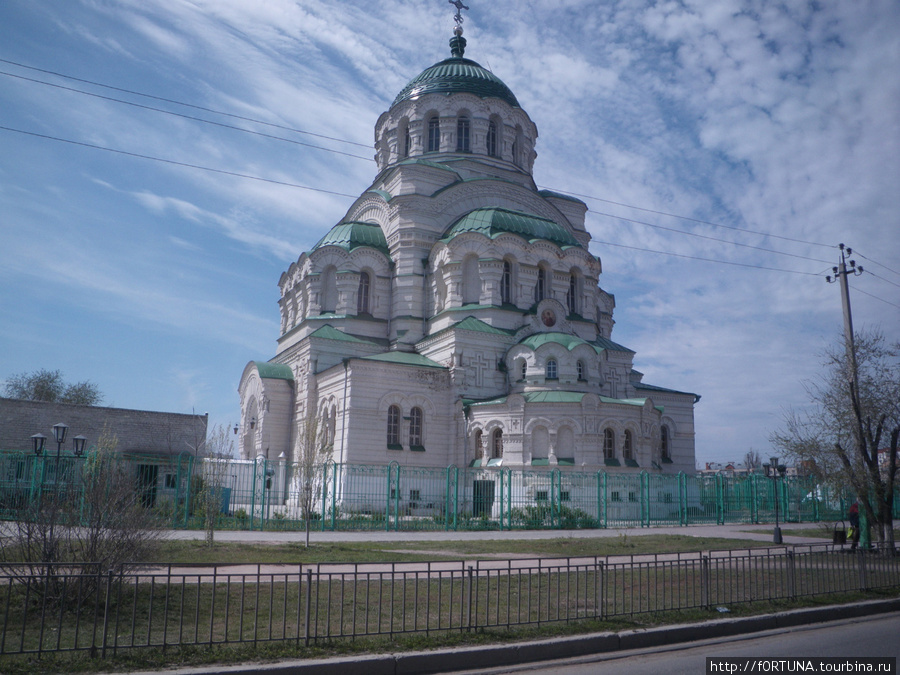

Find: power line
[0,123,848,278]
[0,123,826,277]
[540,185,835,250]
[0,57,372,149]
[854,286,900,310]
[853,250,900,278]
[0,69,373,162]
[5,57,896,280]
[8,57,873,271]
[590,239,822,276]
[0,125,359,199]
[866,271,900,290]
[587,210,833,265]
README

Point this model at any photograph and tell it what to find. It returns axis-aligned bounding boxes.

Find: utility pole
[826,243,867,547]
[826,243,864,387]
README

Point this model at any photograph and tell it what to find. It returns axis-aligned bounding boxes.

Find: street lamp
[31,425,87,486]
[52,422,68,479]
[763,456,787,544]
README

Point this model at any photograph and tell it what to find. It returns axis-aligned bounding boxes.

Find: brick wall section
[0,397,208,457]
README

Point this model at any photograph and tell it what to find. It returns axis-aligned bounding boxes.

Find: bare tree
[4,368,103,405]
[193,424,234,546]
[772,330,899,549]
[295,410,331,548]
[0,426,164,606]
[743,449,763,473]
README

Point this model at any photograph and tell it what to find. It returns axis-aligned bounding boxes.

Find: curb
[140,598,900,675]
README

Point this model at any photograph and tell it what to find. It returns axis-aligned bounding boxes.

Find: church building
[238,15,699,483]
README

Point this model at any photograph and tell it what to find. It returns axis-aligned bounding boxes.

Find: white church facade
[238,22,699,485]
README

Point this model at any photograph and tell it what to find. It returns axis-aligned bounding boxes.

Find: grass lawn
[150,534,776,566]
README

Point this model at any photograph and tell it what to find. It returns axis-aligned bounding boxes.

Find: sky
[1,0,897,467]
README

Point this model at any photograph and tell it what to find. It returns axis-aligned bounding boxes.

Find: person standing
[848,501,860,550]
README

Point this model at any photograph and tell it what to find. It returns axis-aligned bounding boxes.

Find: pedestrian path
[166,521,830,546]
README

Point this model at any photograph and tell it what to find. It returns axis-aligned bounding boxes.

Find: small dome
[312,222,390,256]
[442,208,581,249]
[392,35,519,108]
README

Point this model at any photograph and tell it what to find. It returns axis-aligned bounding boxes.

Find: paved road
[441,612,900,675]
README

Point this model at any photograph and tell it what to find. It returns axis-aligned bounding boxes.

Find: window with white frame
[409,407,424,448]
[603,428,615,460]
[357,271,370,314]
[456,116,470,152]
[387,405,401,447]
[427,116,440,152]
[546,359,558,380]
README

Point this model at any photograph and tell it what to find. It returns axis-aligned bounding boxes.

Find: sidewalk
[166,521,830,546]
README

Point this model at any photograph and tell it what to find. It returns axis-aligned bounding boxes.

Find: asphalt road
[441,612,900,675]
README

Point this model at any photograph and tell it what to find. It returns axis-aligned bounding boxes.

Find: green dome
[442,208,581,249]
[392,36,519,108]
[312,222,390,257]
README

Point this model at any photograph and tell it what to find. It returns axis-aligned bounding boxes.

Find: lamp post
[28,425,87,567]
[30,425,87,490]
[763,456,787,544]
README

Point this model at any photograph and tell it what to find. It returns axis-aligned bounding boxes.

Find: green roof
[360,352,446,369]
[634,381,701,401]
[309,325,383,346]
[594,335,635,353]
[254,362,293,381]
[392,44,519,108]
[442,208,581,249]
[524,391,586,404]
[465,392,663,411]
[446,316,513,336]
[520,332,595,353]
[312,222,389,257]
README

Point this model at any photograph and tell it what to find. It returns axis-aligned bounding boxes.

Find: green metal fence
[2,450,896,532]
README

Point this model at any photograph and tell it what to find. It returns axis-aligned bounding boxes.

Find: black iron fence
[1,543,898,659]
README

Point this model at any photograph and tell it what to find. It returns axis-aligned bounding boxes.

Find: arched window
[427,116,440,152]
[387,405,401,447]
[501,260,512,304]
[492,429,503,459]
[623,430,634,460]
[534,266,547,302]
[661,426,670,460]
[474,429,484,459]
[576,360,585,381]
[603,428,615,460]
[456,116,470,152]
[566,274,578,314]
[486,120,498,157]
[321,266,337,314]
[462,255,480,305]
[357,271,370,314]
[521,360,527,381]
[546,359,558,380]
[322,407,335,446]
[513,126,524,166]
[398,118,410,159]
[409,407,423,448]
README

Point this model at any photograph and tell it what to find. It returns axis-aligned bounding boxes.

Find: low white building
[238,22,700,509]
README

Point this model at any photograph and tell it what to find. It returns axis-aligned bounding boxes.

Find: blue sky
[1,0,897,466]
